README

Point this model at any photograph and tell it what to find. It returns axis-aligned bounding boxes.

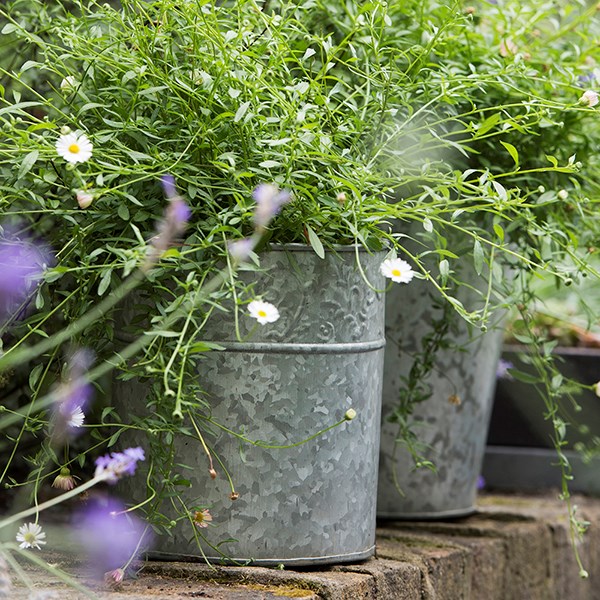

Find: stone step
[6,493,600,599]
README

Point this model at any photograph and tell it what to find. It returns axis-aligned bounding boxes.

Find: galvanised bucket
[377,272,504,519]
[117,245,386,565]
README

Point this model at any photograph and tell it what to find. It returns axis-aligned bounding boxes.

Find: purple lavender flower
[0,229,52,323]
[74,495,151,577]
[252,184,291,229]
[94,447,145,484]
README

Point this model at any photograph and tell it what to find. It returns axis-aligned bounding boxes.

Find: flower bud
[60,76,77,90]
[76,190,94,209]
[579,90,599,107]
[344,408,357,421]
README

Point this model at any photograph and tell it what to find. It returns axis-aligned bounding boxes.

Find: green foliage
[1,0,600,574]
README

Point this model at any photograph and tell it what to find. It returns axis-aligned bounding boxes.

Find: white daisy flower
[380,258,415,284]
[56,132,93,164]
[16,522,46,550]
[248,300,280,325]
[67,405,85,428]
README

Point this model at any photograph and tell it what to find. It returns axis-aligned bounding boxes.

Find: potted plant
[0,0,599,574]
[376,0,600,532]
[0,0,449,566]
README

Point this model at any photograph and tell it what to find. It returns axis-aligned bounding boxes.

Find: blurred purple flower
[228,237,256,263]
[477,475,486,490]
[0,229,52,323]
[167,197,192,230]
[578,73,596,84]
[52,349,95,443]
[94,447,145,484]
[74,495,151,577]
[147,177,191,264]
[253,184,291,229]
[496,358,514,380]
[161,174,177,199]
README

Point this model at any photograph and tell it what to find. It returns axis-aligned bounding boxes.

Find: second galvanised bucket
[377,267,503,519]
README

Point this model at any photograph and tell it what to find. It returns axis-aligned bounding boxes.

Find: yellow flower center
[68,143,80,154]
[391,268,401,277]
[258,310,267,318]
[24,532,36,543]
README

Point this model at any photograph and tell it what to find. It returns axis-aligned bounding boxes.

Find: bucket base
[145,545,376,567]
[377,506,476,521]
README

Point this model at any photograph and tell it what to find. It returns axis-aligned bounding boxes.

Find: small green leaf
[306,224,325,258]
[234,101,250,123]
[439,259,450,284]
[493,223,504,242]
[18,150,38,180]
[35,288,44,310]
[29,364,44,391]
[1,23,18,35]
[188,342,226,353]
[259,160,281,169]
[147,330,181,337]
[117,203,130,220]
[20,61,41,73]
[107,429,123,447]
[473,239,484,275]
[491,180,507,201]
[98,270,112,296]
[509,370,540,384]
[476,113,501,136]
[500,141,519,168]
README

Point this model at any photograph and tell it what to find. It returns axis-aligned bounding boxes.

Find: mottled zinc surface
[118,246,386,565]
[378,272,504,518]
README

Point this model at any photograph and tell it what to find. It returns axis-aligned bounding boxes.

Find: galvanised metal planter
[377,274,504,519]
[116,245,386,565]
